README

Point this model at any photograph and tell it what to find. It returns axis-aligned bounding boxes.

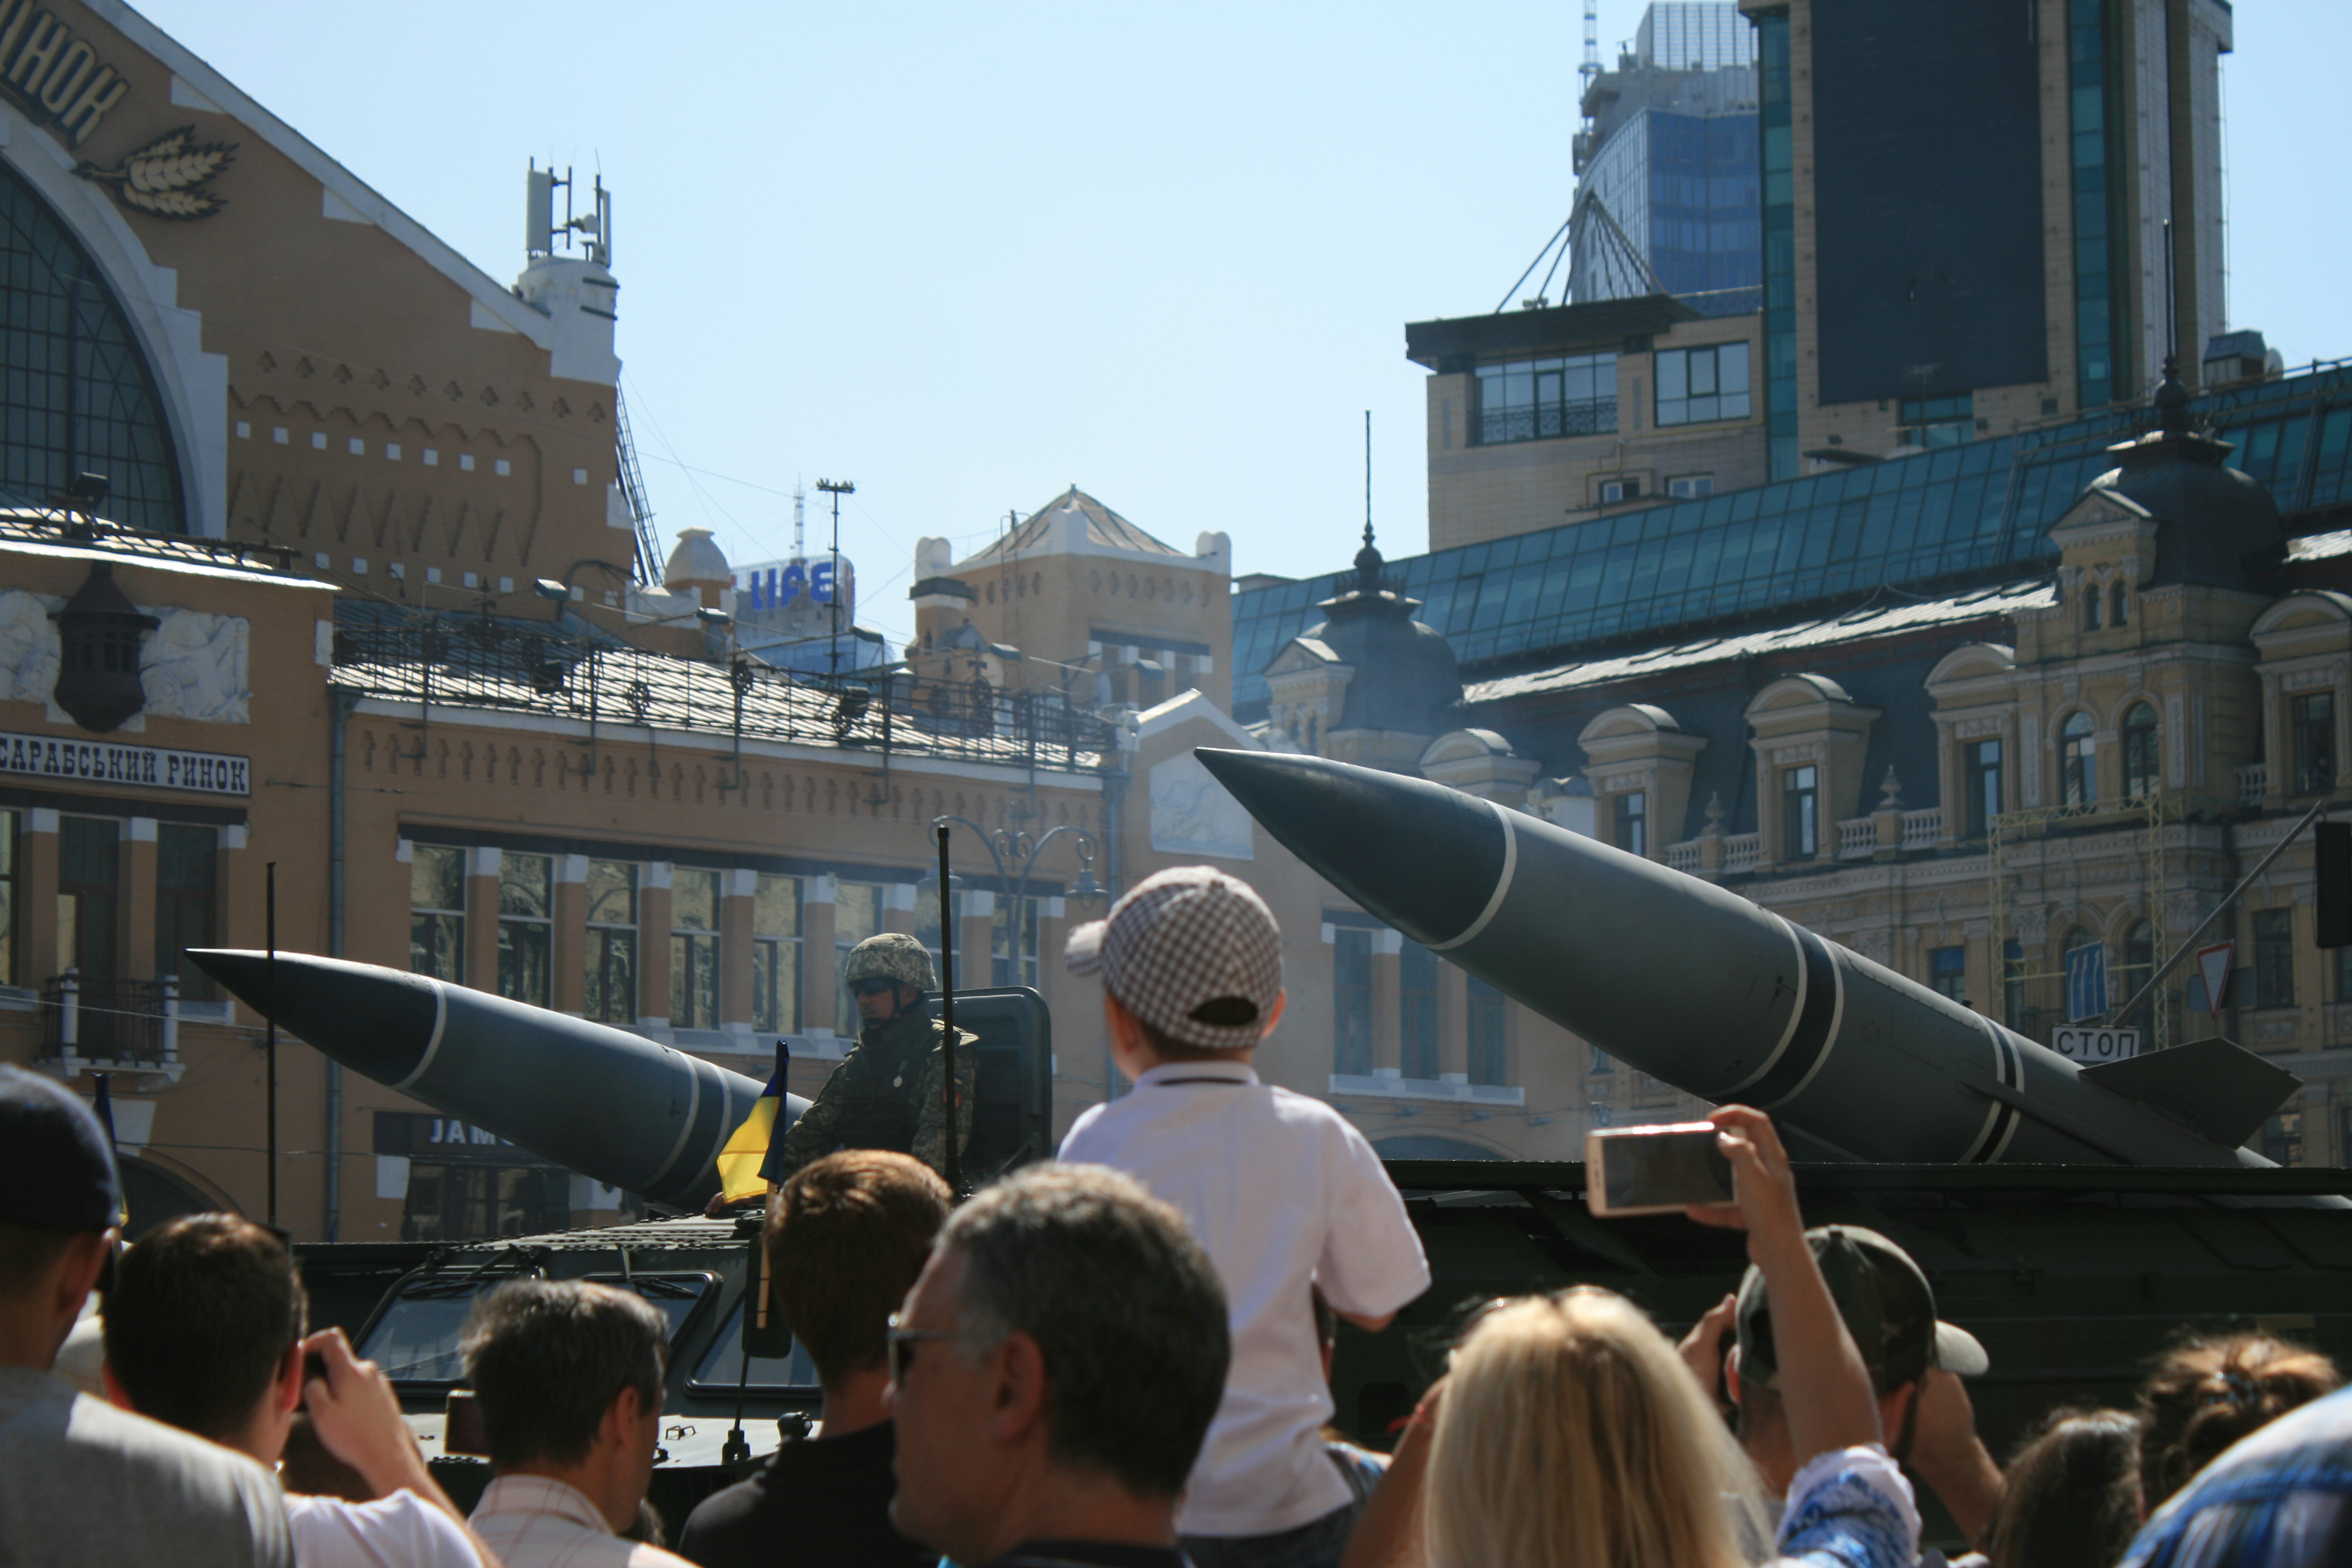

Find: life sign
[2064,941,2108,1024]
[2053,1025,2140,1063]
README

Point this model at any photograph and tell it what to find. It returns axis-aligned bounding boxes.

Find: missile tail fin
[2079,1036,2302,1149]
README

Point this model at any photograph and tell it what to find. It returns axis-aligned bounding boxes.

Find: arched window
[2062,711,2097,805]
[2111,582,2129,627]
[2083,587,2103,631]
[0,160,183,532]
[2122,703,2160,798]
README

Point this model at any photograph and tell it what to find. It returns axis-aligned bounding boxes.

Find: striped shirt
[2120,1385,2352,1568]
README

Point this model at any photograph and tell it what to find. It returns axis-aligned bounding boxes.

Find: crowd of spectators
[9,857,2352,1568]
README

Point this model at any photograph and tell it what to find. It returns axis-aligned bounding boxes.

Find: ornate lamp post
[923,818,1105,988]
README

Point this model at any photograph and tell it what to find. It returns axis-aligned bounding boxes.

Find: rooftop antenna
[1581,0,1599,91]
[524,160,611,267]
[1364,408,1373,550]
[792,482,806,562]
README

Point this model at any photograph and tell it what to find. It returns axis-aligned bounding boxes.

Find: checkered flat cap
[1066,866,1283,1051]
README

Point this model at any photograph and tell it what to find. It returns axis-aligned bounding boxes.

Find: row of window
[1590,690,2339,875]
[1330,927,1509,1086]
[0,808,218,993]
[1923,907,2322,1022]
[407,844,1040,1036]
[1473,345,1756,447]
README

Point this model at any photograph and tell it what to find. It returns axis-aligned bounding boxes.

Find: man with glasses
[766,934,977,1190]
[884,1163,1230,1568]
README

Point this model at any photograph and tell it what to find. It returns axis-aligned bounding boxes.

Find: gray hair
[460,1279,667,1468]
[939,1162,1229,1499]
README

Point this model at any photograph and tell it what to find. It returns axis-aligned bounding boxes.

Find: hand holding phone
[1585,1122,1734,1217]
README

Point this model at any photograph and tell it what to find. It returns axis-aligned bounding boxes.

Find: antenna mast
[792,483,806,561]
[1581,0,1600,91]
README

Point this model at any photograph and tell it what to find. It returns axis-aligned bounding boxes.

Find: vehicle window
[690,1299,822,1393]
[361,1270,714,1384]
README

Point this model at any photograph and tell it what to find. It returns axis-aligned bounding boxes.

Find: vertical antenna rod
[265,861,278,1226]
[816,479,855,677]
[935,823,961,1194]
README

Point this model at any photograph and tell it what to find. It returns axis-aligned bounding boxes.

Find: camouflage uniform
[769,934,978,1186]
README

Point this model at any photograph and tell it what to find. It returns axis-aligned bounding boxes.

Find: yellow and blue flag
[714,1040,788,1203]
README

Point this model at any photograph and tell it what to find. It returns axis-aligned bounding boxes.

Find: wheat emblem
[73,126,237,220]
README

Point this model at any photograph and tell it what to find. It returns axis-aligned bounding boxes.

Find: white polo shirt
[1059,1060,1430,1538]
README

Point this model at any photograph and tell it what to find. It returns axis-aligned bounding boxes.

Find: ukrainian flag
[714,1040,788,1203]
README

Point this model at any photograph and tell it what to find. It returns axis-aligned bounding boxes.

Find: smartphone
[443,1389,489,1457]
[1586,1122,1733,1217]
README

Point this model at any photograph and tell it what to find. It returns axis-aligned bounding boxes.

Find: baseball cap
[0,1065,122,1233]
[1734,1223,1987,1396]
[1065,866,1283,1051]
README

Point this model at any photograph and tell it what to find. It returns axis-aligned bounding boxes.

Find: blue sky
[135,1,2351,655]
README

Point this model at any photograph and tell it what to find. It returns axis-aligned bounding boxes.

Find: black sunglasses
[885,1312,958,1383]
[849,978,902,998]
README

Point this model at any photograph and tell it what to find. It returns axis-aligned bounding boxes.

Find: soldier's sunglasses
[885,1313,958,1383]
[849,978,901,998]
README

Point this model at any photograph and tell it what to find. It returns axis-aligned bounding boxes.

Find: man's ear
[101,1359,132,1413]
[603,1382,646,1448]
[990,1330,1050,1444]
[1723,1346,1745,1409]
[273,1338,305,1416]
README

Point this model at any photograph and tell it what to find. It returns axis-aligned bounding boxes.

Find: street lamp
[926,817,1104,988]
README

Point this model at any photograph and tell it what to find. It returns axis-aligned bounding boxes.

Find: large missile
[1195,748,2305,1171]
[189,950,801,1210]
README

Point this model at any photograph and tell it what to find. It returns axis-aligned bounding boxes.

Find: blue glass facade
[2068,0,2126,407]
[1232,364,2352,715]
[1756,9,1797,480]
[1646,110,1761,313]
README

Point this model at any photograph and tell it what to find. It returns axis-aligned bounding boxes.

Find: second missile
[1194,747,2299,1171]
[189,949,800,1210]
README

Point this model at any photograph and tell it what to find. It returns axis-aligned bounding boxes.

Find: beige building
[1411,296,1767,551]
[1459,391,2352,1165]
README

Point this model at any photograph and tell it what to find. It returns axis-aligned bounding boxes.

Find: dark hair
[769,1149,951,1387]
[941,1162,1230,1499]
[1115,995,1247,1064]
[461,1279,668,1468]
[1988,1407,2142,1568]
[2138,1332,2342,1508]
[100,1213,307,1442]
[0,1221,81,1301]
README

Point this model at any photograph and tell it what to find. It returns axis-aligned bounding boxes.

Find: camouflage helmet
[842,932,936,992]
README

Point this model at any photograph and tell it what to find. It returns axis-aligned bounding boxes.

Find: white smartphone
[1585,1122,1734,1217]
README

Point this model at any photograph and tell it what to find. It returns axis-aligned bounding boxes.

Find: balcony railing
[1664,840,1702,873]
[1723,833,1760,875]
[1901,806,1942,851]
[2238,763,2267,806]
[329,613,1121,777]
[1837,817,1877,860]
[1477,399,1617,446]
[39,972,181,1067]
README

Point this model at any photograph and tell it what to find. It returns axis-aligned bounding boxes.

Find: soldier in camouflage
[765,933,978,1189]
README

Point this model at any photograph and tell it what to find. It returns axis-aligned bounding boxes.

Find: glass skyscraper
[1569,2,1760,317]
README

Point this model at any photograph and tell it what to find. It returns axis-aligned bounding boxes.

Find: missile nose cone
[186,949,443,1085]
[1194,748,1508,949]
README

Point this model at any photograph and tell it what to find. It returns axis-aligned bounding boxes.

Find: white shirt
[287,1490,484,1568]
[1060,1060,1431,1537]
[469,1474,696,1568]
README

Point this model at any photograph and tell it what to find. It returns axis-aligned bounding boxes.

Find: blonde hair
[1426,1288,1771,1568]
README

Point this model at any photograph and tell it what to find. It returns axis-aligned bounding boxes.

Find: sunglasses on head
[885,1312,958,1383]
[849,978,902,998]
